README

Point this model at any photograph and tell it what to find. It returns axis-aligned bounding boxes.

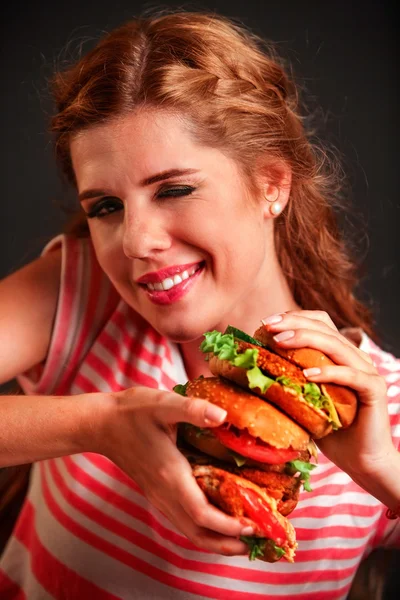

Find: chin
[153,322,205,344]
[148,312,221,344]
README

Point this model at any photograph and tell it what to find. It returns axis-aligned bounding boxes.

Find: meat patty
[237,340,306,384]
[229,468,301,516]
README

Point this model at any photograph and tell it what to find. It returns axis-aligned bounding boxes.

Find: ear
[259,162,292,219]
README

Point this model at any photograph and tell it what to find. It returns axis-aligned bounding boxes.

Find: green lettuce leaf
[240,536,286,561]
[227,450,247,467]
[276,376,302,395]
[173,382,188,396]
[247,365,275,393]
[287,459,317,492]
[240,536,267,561]
[200,331,275,393]
[233,348,258,369]
[200,331,257,366]
[303,382,323,405]
[200,331,237,360]
[277,377,342,430]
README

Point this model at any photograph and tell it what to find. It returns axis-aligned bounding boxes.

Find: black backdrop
[1,0,399,356]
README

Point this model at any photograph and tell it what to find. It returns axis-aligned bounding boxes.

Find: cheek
[179,200,248,249]
[89,227,126,276]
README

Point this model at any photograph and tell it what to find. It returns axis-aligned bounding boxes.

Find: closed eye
[157,185,196,199]
[86,185,196,219]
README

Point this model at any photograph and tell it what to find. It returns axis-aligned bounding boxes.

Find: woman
[0,10,399,600]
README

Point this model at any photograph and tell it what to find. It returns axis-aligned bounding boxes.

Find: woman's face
[71,110,278,342]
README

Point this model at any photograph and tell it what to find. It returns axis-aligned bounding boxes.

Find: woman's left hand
[261,309,396,484]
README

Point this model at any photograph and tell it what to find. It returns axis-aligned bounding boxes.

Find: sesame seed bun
[185,376,310,451]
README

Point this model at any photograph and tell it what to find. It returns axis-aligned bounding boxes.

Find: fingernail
[204,405,227,424]
[240,526,254,536]
[261,314,283,326]
[303,367,321,377]
[273,330,295,342]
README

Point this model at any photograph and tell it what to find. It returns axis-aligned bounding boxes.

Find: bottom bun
[322,383,357,428]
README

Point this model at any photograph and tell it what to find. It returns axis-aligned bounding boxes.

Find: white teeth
[173,274,183,285]
[162,278,175,291]
[145,265,201,292]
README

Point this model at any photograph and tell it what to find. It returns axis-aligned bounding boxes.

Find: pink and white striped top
[1,234,399,600]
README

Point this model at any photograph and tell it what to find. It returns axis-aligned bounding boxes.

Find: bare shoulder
[0,249,62,384]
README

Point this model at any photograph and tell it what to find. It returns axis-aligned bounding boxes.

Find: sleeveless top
[1,234,399,600]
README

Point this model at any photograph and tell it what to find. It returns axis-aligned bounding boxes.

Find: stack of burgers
[175,325,357,563]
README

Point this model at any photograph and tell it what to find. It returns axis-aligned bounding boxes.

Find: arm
[0,249,62,384]
[0,385,252,556]
[0,257,251,554]
[0,391,106,467]
[0,248,92,465]
[347,449,400,515]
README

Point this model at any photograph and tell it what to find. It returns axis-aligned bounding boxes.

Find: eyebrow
[78,168,200,203]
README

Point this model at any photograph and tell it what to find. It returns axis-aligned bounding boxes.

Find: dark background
[1,0,399,357]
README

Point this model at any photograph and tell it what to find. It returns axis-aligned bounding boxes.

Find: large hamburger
[201,325,358,439]
[175,375,317,563]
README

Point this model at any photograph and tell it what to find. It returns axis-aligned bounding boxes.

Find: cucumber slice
[224,325,263,347]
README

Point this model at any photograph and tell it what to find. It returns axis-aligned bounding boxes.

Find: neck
[180,253,299,381]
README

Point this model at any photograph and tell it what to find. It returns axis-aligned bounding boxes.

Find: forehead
[70,109,232,186]
[70,110,188,166]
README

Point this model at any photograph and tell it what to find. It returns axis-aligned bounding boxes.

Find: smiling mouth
[141,262,204,293]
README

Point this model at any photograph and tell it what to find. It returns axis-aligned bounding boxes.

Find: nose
[122,211,171,259]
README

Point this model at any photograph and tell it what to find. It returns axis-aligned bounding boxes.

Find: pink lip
[136,261,202,284]
[143,264,204,305]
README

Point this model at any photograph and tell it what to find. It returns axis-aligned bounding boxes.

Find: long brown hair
[50,9,375,337]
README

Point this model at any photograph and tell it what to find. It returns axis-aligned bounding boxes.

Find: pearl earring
[270,201,283,216]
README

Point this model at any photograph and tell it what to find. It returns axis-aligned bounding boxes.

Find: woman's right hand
[92,386,253,556]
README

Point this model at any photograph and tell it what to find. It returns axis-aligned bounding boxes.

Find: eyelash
[86,186,196,219]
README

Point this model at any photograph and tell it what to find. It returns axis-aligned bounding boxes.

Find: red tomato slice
[213,424,300,464]
[237,485,287,544]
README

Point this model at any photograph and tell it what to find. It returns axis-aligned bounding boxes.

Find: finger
[281,310,338,331]
[143,470,248,556]
[162,505,249,556]
[154,393,227,428]
[303,365,387,404]
[263,311,371,362]
[272,328,377,374]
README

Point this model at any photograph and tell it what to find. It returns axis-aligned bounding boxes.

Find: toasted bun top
[185,376,310,451]
[253,326,358,429]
